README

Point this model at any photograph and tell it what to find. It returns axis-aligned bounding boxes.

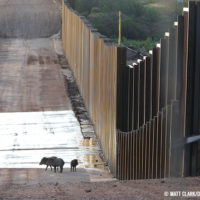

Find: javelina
[71,159,78,172]
[47,157,65,173]
[39,156,57,171]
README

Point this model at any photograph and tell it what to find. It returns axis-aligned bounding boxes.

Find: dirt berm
[0,0,61,38]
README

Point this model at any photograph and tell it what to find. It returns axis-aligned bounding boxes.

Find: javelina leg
[60,166,63,173]
[75,167,76,172]
[45,165,48,171]
[54,166,56,173]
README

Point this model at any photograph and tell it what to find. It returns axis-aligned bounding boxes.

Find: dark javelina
[39,156,57,171]
[47,157,65,173]
[71,159,78,172]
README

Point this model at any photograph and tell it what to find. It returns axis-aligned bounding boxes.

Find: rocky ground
[0,169,200,200]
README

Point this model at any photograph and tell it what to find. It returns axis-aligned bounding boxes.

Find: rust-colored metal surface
[0,38,71,112]
[62,1,119,174]
[62,0,200,180]
[116,3,199,180]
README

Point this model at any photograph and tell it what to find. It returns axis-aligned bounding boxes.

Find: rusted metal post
[168,22,178,103]
[185,1,196,177]
[176,15,184,101]
[139,60,145,127]
[133,64,140,130]
[170,11,186,178]
[157,111,163,178]
[161,107,167,178]
[170,101,184,177]
[116,46,127,131]
[166,104,172,177]
[145,56,152,122]
[160,33,169,109]
[150,118,155,178]
[128,66,134,131]
[191,2,200,176]
[152,45,161,117]
[153,116,159,178]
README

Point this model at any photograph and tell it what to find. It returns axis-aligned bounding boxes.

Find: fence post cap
[156,43,161,48]
[183,7,189,12]
[165,32,170,37]
[128,65,133,68]
[174,21,178,26]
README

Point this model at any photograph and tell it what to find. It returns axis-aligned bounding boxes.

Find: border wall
[116,1,200,180]
[62,0,200,179]
[62,0,126,174]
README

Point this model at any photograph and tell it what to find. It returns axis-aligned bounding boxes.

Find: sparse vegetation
[114,37,157,52]
[74,0,192,52]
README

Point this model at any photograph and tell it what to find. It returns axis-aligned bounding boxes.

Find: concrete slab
[0,38,71,112]
[0,38,110,184]
[0,110,106,170]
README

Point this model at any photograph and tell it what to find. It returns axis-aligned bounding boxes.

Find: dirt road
[0,169,200,200]
[0,38,70,112]
[0,0,61,38]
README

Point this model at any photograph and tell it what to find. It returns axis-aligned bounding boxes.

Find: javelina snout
[71,159,78,172]
[40,156,57,171]
[40,157,64,173]
[39,157,48,165]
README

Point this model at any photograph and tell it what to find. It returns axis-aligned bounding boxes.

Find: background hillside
[74,0,193,53]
